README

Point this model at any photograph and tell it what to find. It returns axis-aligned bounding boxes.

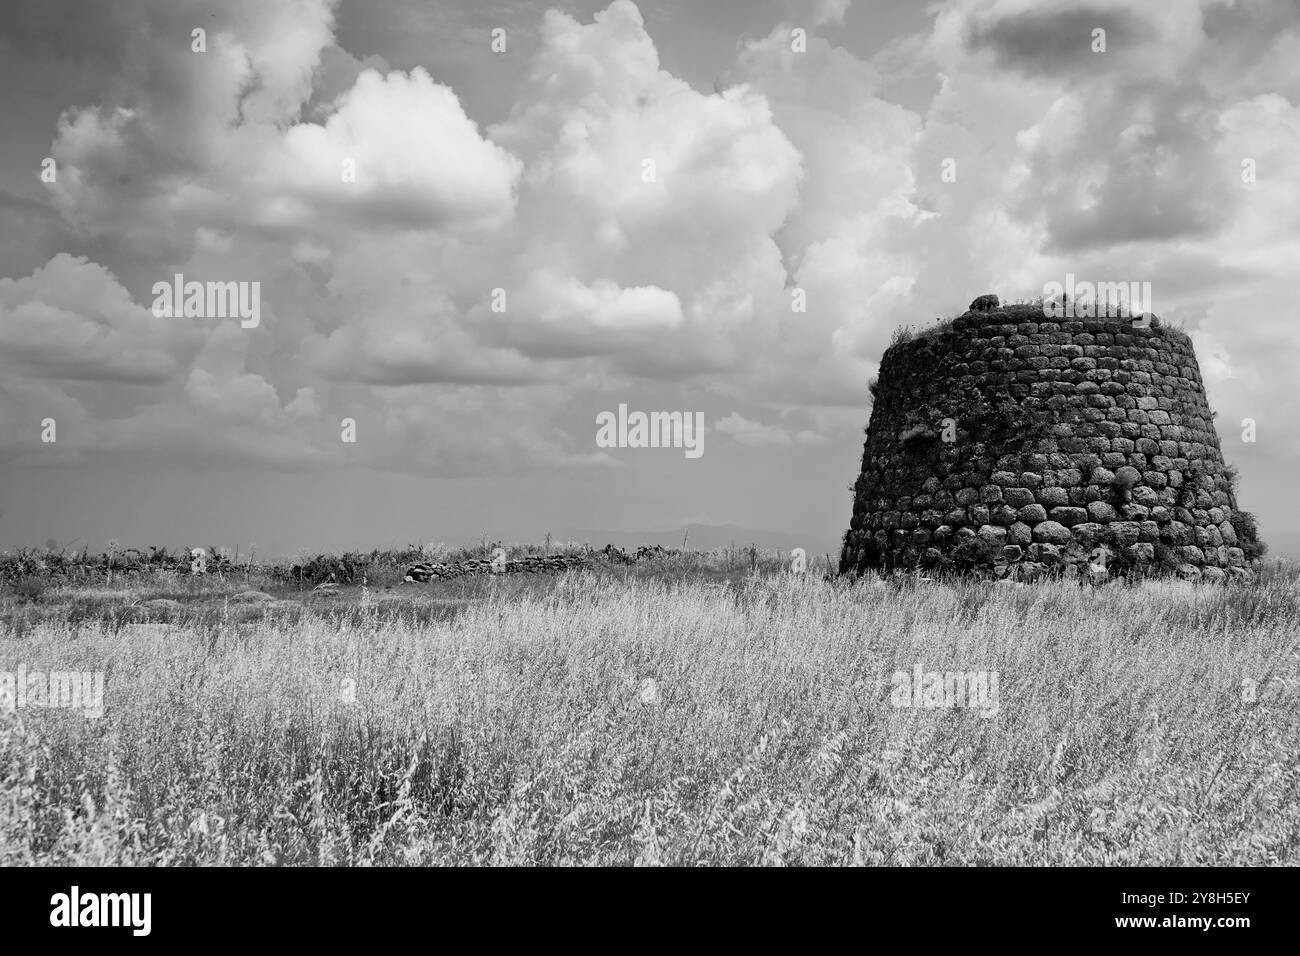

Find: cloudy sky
[1,0,1297,557]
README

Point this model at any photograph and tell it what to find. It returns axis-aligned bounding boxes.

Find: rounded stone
[1109,522,1142,546]
[1027,542,1063,564]
[990,504,1018,526]
[1002,487,1035,508]
[1131,486,1161,507]
[1114,466,1142,488]
[1017,504,1048,523]
[1128,543,1155,564]
[1037,487,1069,508]
[1049,506,1089,527]
[1071,523,1106,548]
[1056,468,1083,487]
[1007,522,1033,546]
[1086,501,1118,522]
[1032,521,1073,545]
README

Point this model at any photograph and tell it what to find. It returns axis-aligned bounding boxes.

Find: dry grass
[2,564,1298,865]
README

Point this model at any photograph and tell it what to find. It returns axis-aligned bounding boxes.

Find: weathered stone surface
[1131,486,1161,507]
[1114,465,1142,488]
[1001,487,1035,508]
[1032,521,1073,545]
[1007,521,1033,546]
[839,301,1262,577]
[1049,506,1089,527]
[1086,501,1118,522]
[1027,542,1063,564]
[1016,504,1048,523]
[1128,543,1155,564]
[1072,523,1106,548]
[1110,521,1142,546]
[1038,487,1069,508]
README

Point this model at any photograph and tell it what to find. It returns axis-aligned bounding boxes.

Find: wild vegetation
[1,551,1296,865]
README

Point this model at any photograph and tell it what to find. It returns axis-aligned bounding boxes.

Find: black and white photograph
[0,0,1294,936]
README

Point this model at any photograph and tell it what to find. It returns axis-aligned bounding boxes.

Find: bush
[889,324,916,347]
[1230,511,1268,562]
[1221,463,1241,495]
[9,575,47,603]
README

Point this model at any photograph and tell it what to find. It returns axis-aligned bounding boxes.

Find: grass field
[2,554,1298,865]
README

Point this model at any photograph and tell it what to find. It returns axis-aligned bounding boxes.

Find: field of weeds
[1,559,1298,865]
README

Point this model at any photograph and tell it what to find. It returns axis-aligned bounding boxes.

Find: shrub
[1230,510,1268,562]
[9,575,47,603]
[889,324,916,347]
[920,314,959,338]
[1221,463,1241,496]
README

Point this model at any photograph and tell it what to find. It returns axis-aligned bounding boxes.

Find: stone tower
[839,298,1263,581]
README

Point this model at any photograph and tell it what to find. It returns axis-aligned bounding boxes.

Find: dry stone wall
[839,301,1261,581]
[404,553,587,582]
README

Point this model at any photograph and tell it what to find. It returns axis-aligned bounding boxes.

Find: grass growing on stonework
[2,557,1298,865]
[891,295,1172,346]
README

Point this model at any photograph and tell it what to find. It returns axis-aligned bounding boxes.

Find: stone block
[1017,504,1048,523]
[1050,506,1089,527]
[1033,521,1073,545]
[1086,501,1118,522]
[1002,487,1036,508]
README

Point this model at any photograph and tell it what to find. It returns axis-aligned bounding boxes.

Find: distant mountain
[549,523,839,557]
